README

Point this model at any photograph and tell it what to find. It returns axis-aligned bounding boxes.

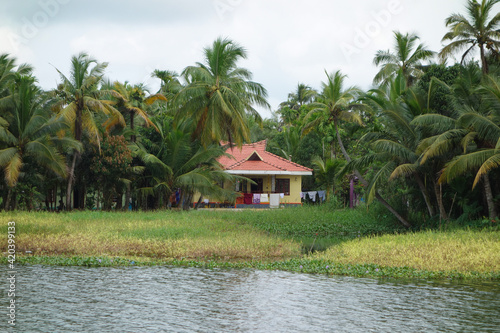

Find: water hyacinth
[0,209,498,281]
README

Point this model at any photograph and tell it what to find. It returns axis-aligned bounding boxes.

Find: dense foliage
[0,0,499,230]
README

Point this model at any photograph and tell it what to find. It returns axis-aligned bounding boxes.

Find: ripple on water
[0,265,499,332]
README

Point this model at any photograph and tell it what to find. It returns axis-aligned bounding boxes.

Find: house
[197,140,313,208]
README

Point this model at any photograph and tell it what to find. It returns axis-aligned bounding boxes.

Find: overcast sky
[1,0,471,118]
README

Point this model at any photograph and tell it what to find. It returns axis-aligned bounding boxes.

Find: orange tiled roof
[218,140,313,174]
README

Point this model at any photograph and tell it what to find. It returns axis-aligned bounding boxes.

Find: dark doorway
[250,178,263,193]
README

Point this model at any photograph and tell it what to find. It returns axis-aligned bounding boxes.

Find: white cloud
[0,0,481,118]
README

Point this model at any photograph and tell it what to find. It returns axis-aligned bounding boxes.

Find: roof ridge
[261,150,313,171]
[260,159,286,171]
[227,158,246,169]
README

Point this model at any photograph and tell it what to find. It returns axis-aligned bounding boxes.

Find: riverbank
[1,208,499,280]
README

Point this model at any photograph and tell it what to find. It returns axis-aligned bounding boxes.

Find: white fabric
[307,191,317,202]
[260,194,269,203]
[269,193,280,208]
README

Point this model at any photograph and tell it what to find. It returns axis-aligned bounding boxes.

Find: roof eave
[226,170,313,175]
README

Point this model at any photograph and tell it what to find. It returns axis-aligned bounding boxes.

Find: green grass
[312,229,500,273]
[1,208,499,280]
[0,210,300,260]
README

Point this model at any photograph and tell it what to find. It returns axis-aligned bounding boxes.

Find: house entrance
[250,178,263,193]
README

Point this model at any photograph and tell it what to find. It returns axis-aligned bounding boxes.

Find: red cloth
[236,195,244,204]
[243,193,253,204]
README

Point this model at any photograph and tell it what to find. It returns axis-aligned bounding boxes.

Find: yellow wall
[193,174,303,205]
[276,175,302,203]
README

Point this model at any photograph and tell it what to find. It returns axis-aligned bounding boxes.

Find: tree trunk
[130,111,136,143]
[480,44,489,75]
[59,184,64,211]
[433,180,448,221]
[334,121,411,228]
[124,184,131,211]
[79,183,86,209]
[116,190,123,210]
[482,174,497,219]
[67,106,83,211]
[349,178,354,209]
[5,188,12,211]
[28,187,34,211]
[194,195,203,209]
[66,152,78,210]
[45,189,50,211]
[334,121,351,163]
[73,187,80,210]
[375,192,412,228]
[12,196,17,210]
[415,173,435,217]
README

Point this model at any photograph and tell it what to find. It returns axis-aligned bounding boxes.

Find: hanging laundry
[244,193,253,204]
[260,193,269,203]
[318,191,326,202]
[300,192,305,199]
[269,193,280,208]
[279,193,284,199]
[307,191,317,202]
[253,193,261,204]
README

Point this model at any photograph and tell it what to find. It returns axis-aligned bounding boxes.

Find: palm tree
[152,69,182,98]
[0,54,32,98]
[278,83,316,126]
[354,75,437,219]
[53,52,125,209]
[272,126,301,161]
[373,31,435,87]
[311,156,345,201]
[437,74,500,218]
[303,70,365,162]
[0,75,80,210]
[440,0,500,74]
[286,83,316,108]
[413,66,499,219]
[132,117,237,210]
[304,70,411,227]
[112,81,165,142]
[174,37,270,147]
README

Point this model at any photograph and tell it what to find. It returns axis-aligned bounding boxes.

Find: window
[275,178,290,196]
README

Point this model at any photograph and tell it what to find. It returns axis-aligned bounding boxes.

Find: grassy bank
[0,210,300,260]
[1,208,499,280]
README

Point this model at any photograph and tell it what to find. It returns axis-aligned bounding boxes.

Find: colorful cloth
[253,193,261,204]
[243,193,253,205]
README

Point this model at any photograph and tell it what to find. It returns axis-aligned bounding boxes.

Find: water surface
[1,265,499,332]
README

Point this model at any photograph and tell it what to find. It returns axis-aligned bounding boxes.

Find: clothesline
[300,191,326,202]
[250,192,284,204]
